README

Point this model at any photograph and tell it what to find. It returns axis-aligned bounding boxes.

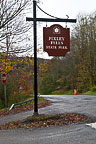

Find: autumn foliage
[0,52,49,109]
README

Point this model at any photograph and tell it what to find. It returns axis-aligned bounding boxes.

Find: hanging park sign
[43,24,70,56]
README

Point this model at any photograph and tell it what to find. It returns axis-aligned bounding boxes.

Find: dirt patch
[0,113,88,130]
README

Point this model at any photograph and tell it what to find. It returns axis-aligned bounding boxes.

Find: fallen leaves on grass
[0,113,88,130]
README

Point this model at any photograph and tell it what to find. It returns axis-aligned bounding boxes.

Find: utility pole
[26,0,76,115]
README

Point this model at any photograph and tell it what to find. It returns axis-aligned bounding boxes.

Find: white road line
[86,122,96,129]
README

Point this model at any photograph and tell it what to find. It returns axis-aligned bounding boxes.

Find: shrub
[91,86,96,92]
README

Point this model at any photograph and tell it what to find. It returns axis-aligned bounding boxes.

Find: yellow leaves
[0,54,35,73]
[25,61,28,65]
[29,72,34,77]
[0,57,14,73]
[39,62,49,73]
[0,63,12,73]
[29,58,34,65]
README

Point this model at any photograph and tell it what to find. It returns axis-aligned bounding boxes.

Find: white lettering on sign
[46,46,68,50]
[58,46,67,49]
[49,37,64,41]
[46,36,68,50]
[46,46,57,49]
[47,37,65,48]
[50,41,64,45]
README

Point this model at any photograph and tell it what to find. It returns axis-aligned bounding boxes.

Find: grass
[51,89,96,96]
[0,96,48,112]
[9,93,32,106]
[83,91,96,95]
[51,89,74,95]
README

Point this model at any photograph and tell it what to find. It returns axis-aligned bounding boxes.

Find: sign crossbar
[26,0,76,115]
[26,17,76,23]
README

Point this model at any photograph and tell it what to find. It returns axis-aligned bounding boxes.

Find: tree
[0,0,33,56]
[0,0,30,30]
[71,12,96,92]
[0,0,34,74]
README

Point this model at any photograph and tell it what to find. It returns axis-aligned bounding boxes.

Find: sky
[27,0,96,59]
[38,0,96,19]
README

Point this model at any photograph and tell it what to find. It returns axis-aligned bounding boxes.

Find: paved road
[0,95,96,144]
[40,95,96,117]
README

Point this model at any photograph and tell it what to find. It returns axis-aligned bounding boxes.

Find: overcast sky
[38,0,96,19]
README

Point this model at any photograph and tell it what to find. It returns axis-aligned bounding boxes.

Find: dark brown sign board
[43,24,70,56]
